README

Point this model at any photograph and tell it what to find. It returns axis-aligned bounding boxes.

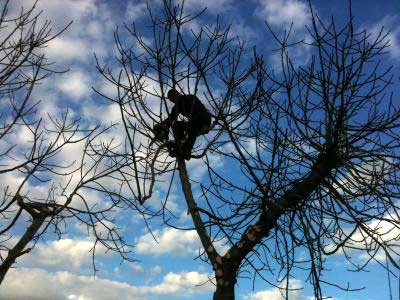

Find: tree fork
[216,149,339,298]
[176,149,339,298]
[176,158,221,263]
[212,254,239,300]
[238,149,337,257]
[0,214,46,284]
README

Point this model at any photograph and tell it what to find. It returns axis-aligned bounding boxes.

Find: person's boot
[181,144,191,160]
[166,141,177,157]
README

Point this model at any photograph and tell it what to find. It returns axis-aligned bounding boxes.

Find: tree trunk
[213,281,235,300]
[0,215,45,284]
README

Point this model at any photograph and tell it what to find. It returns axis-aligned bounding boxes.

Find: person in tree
[153,89,211,160]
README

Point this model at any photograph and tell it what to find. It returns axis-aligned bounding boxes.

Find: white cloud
[223,137,258,158]
[128,263,162,281]
[150,271,214,294]
[82,102,121,125]
[255,0,313,68]
[181,147,225,184]
[57,70,92,100]
[369,16,400,59]
[256,0,310,30]
[388,27,400,58]
[182,0,233,13]
[246,279,305,300]
[0,169,25,195]
[0,268,213,300]
[136,227,230,257]
[126,1,149,20]
[0,169,53,204]
[342,215,400,263]
[145,191,182,214]
[17,238,111,271]
[125,0,233,18]
[8,0,97,28]
[0,268,150,300]
[8,0,115,64]
[329,162,400,264]
[229,21,258,41]
[45,37,91,62]
[136,228,200,256]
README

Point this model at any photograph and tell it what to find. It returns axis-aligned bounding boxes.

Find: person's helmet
[167,89,180,103]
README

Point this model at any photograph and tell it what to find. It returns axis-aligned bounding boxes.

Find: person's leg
[182,115,211,160]
[152,123,169,142]
[166,141,177,157]
[182,127,201,160]
[172,121,187,141]
[168,121,188,157]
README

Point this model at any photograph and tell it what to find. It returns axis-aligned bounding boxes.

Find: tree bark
[212,148,339,299]
[177,148,338,300]
[213,282,235,300]
[0,214,45,284]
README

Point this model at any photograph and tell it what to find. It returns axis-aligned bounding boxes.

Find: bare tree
[97,1,400,299]
[0,0,134,283]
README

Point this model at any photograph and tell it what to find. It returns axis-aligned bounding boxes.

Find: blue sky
[0,0,399,299]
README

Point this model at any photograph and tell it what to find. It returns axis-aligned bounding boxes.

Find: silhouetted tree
[0,0,133,283]
[97,1,400,299]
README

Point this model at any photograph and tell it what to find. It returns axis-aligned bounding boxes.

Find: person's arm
[161,105,178,127]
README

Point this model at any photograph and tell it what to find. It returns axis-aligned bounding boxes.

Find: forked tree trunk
[0,214,45,284]
[213,281,235,300]
[212,263,238,300]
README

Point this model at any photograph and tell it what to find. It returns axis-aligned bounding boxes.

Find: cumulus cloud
[0,268,150,300]
[186,151,224,182]
[8,0,117,103]
[245,279,305,300]
[0,170,25,195]
[0,268,213,300]
[128,263,162,281]
[328,161,400,264]
[57,70,92,100]
[256,0,310,30]
[150,271,214,294]
[369,16,400,59]
[0,169,54,204]
[338,215,400,263]
[228,21,258,41]
[136,227,230,257]
[126,1,149,20]
[388,27,400,58]
[136,228,200,256]
[6,0,88,21]
[181,0,233,13]
[125,0,234,17]
[16,238,111,271]
[45,37,91,63]
[81,102,121,125]
[255,0,313,68]
[28,0,97,25]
